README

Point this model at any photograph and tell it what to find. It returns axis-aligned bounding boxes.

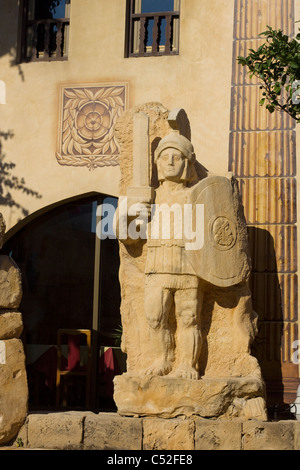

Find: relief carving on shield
[186,175,251,287]
[210,216,237,251]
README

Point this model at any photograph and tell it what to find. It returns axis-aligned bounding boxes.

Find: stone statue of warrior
[117,117,251,380]
[114,105,266,421]
[142,131,203,380]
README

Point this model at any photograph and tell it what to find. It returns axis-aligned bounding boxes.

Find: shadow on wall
[248,226,298,418]
[0,130,42,220]
[0,0,25,81]
[0,0,66,81]
[8,47,25,82]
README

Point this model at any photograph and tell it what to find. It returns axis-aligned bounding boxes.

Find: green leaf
[235,25,300,122]
[266,104,275,113]
[274,84,281,94]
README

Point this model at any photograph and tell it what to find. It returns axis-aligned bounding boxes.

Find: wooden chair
[56,329,92,409]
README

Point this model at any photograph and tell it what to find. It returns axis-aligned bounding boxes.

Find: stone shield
[185,175,251,287]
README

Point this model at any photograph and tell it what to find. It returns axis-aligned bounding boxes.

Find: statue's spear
[127,112,154,204]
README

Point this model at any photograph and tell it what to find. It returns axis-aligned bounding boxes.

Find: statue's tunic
[145,184,198,290]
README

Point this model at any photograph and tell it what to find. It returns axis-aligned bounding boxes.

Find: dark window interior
[140,0,174,13]
[21,0,70,62]
[2,195,123,411]
[126,0,180,57]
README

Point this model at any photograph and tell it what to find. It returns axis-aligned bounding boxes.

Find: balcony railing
[24,18,70,62]
[129,11,180,57]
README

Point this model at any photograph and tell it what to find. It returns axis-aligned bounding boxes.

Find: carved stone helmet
[154,131,195,163]
[154,131,196,182]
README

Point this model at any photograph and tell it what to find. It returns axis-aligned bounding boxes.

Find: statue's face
[158,147,186,182]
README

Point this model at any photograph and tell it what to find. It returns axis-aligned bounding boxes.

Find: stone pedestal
[114,374,267,421]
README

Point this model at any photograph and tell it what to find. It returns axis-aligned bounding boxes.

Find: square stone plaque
[56,83,128,170]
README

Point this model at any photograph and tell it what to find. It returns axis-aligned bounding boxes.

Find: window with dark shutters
[20,0,70,62]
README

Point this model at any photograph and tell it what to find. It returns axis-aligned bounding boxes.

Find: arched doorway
[2,194,125,411]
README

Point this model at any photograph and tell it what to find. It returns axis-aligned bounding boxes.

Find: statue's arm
[115,192,152,245]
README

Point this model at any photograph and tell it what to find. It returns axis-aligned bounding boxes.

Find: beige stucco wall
[0,0,235,232]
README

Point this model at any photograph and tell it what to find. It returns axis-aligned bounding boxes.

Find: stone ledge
[84,412,143,450]
[3,412,300,450]
[242,421,296,451]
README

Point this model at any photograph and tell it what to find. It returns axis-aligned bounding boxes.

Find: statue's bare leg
[143,285,174,376]
[170,287,203,380]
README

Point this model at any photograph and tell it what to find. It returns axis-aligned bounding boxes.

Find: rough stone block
[14,419,28,448]
[195,419,242,450]
[27,412,85,449]
[242,397,268,421]
[0,339,28,445]
[242,421,295,450]
[114,374,266,419]
[84,412,142,450]
[0,256,22,309]
[0,311,23,339]
[143,417,194,450]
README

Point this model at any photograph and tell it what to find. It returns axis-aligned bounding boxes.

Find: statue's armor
[145,184,197,279]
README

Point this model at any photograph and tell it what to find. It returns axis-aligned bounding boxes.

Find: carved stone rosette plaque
[56,83,127,170]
